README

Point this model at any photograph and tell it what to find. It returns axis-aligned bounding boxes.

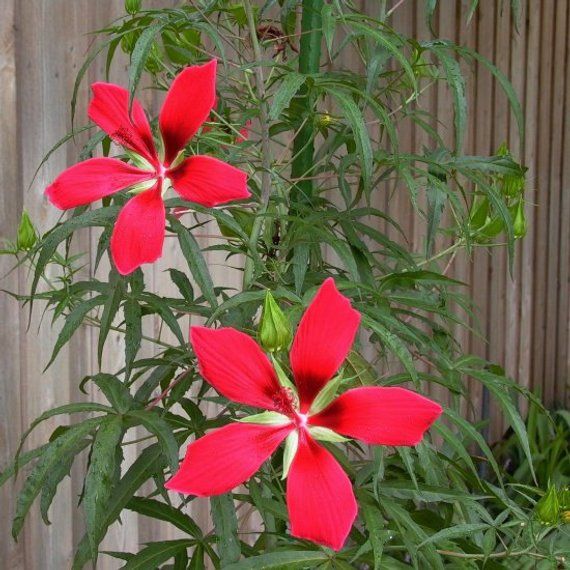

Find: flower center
[272,387,297,416]
[294,413,308,429]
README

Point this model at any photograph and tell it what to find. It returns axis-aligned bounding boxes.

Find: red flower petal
[190,326,284,410]
[290,278,361,412]
[88,83,157,164]
[165,422,292,496]
[110,182,165,275]
[309,387,443,446]
[169,156,250,207]
[45,158,153,210]
[287,434,357,550]
[159,60,217,166]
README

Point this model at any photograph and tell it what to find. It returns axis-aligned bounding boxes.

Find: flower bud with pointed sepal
[511,199,527,239]
[535,482,560,525]
[259,291,292,353]
[125,0,142,15]
[17,210,37,251]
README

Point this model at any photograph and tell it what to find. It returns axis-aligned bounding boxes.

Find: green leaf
[321,3,335,55]
[330,90,373,190]
[359,498,388,570]
[15,402,111,469]
[121,540,194,570]
[169,269,194,302]
[124,297,142,381]
[419,523,490,548]
[89,373,135,414]
[270,72,307,120]
[224,551,330,569]
[98,272,125,365]
[431,47,467,153]
[171,217,218,308]
[127,410,179,473]
[13,417,102,538]
[73,441,171,569]
[126,497,202,538]
[84,416,124,558]
[46,296,105,369]
[128,21,165,111]
[32,207,119,299]
[362,316,418,384]
[211,494,240,565]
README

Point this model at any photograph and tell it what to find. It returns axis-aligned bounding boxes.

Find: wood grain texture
[1,0,569,566]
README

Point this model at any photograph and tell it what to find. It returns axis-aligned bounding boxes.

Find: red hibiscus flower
[45,60,250,275]
[165,278,442,551]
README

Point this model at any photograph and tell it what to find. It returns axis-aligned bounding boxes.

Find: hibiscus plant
[1,1,567,569]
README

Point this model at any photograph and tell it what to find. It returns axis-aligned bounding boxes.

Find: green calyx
[16,210,37,251]
[259,291,292,353]
[237,411,291,426]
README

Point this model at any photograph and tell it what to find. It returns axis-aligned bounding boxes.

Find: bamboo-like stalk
[290,0,324,205]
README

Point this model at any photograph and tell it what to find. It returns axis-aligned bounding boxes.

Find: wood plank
[14,1,84,567]
[531,0,555,398]
[544,0,568,405]
[0,0,25,567]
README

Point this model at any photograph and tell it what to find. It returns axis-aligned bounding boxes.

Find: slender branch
[437,548,566,564]
[242,0,273,288]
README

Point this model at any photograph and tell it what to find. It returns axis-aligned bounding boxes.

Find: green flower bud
[512,199,527,239]
[259,291,292,353]
[535,483,560,526]
[125,0,142,15]
[17,210,37,250]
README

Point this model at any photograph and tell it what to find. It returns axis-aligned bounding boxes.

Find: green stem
[242,0,272,289]
[290,0,324,205]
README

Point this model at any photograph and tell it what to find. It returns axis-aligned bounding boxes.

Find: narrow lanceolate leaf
[124,297,142,381]
[270,72,307,120]
[73,441,170,570]
[170,217,218,308]
[32,207,119,298]
[362,316,418,383]
[359,497,388,570]
[419,523,490,547]
[121,540,195,570]
[40,436,89,524]
[224,551,330,569]
[126,497,202,538]
[84,416,124,558]
[127,409,179,473]
[330,90,373,190]
[46,296,105,370]
[168,268,194,302]
[98,272,125,365]
[211,494,241,566]
[89,373,135,414]
[13,417,102,539]
[431,46,467,153]
[128,21,165,111]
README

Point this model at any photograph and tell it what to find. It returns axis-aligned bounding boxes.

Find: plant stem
[242,0,272,289]
[290,0,324,205]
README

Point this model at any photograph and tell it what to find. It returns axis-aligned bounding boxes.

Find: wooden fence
[0,1,568,568]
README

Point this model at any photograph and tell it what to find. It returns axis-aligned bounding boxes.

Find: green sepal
[270,354,298,395]
[308,426,349,443]
[237,411,291,426]
[282,431,299,479]
[309,373,343,415]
